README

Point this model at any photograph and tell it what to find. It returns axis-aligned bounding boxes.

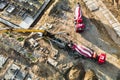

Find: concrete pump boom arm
[0,28,46,33]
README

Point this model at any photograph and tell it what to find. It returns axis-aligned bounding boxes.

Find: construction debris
[57,62,73,74]
[0,55,8,68]
[40,23,53,30]
[47,58,58,67]
[28,38,39,48]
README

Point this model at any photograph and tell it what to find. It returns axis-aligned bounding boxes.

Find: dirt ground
[33,0,120,79]
[0,0,120,79]
[103,0,120,22]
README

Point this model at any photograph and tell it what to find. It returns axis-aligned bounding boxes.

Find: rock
[68,63,85,80]
[84,69,98,80]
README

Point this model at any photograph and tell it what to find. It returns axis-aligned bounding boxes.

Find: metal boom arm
[0,29,45,33]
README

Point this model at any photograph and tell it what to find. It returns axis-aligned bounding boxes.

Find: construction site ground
[103,0,120,22]
[0,0,120,80]
[35,0,120,79]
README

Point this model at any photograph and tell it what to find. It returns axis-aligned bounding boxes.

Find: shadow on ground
[49,0,72,19]
[58,47,120,80]
[72,16,120,79]
[30,0,55,28]
[80,16,120,57]
[82,58,120,80]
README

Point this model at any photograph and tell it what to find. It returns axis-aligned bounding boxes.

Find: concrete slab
[108,11,118,22]
[109,20,116,24]
[99,7,104,11]
[87,3,99,11]
[4,64,20,79]
[0,17,19,28]
[19,16,34,29]
[15,70,27,80]
[102,10,109,14]
[83,0,94,2]
[0,2,7,10]
[112,23,120,28]
[0,55,7,68]
[116,32,120,37]
[113,27,120,36]
[104,13,110,20]
[85,0,94,6]
[47,58,58,67]
[104,13,116,24]
[113,27,120,31]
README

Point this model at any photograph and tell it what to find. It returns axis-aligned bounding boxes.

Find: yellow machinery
[0,28,68,49]
[0,28,52,37]
[0,28,46,33]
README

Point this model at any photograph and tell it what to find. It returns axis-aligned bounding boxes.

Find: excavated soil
[84,69,98,80]
[67,63,85,80]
